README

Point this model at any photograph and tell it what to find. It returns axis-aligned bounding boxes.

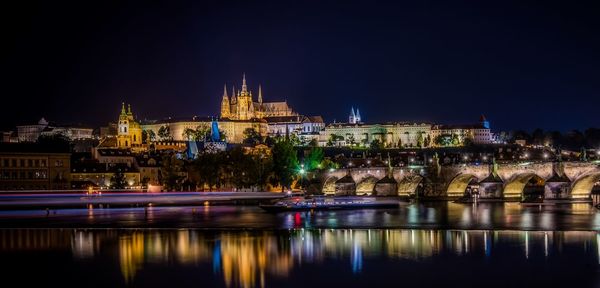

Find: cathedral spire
[121,102,126,115]
[242,73,247,93]
[258,85,263,104]
[223,84,229,99]
[127,104,132,115]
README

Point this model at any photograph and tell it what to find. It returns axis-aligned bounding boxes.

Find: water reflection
[1,228,600,287]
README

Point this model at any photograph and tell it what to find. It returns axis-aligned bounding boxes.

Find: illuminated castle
[220,74,297,120]
[117,103,142,148]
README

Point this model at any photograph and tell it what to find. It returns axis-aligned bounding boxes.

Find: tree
[308,138,318,147]
[417,132,424,148]
[252,151,273,191]
[531,128,545,146]
[110,169,127,189]
[370,139,383,150]
[451,134,460,146]
[288,134,301,146]
[319,158,338,170]
[270,140,299,191]
[158,126,171,141]
[264,136,277,147]
[347,134,356,146]
[327,134,339,146]
[304,147,324,170]
[193,151,227,191]
[424,135,431,148]
[161,154,184,191]
[36,134,72,152]
[243,128,262,146]
[463,137,473,147]
[147,130,156,142]
[435,135,452,147]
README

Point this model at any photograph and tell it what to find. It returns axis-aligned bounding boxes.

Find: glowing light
[204,201,210,206]
[543,153,548,159]
[482,156,488,161]
[329,168,335,172]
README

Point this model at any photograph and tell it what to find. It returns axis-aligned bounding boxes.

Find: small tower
[349,107,356,124]
[355,108,361,123]
[480,114,490,129]
[117,102,130,148]
[220,84,230,118]
[258,85,263,104]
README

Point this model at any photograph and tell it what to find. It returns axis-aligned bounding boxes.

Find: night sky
[1,0,599,132]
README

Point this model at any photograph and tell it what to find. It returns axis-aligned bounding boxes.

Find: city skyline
[1,1,599,131]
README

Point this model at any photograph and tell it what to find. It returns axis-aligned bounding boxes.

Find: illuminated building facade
[0,144,70,190]
[17,117,93,142]
[221,74,296,120]
[320,121,432,148]
[117,103,142,149]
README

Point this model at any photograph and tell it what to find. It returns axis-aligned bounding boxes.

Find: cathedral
[220,74,297,120]
[117,103,142,148]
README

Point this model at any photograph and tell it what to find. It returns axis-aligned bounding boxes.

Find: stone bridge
[307,161,600,201]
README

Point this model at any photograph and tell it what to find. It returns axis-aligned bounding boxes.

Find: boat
[259,196,402,212]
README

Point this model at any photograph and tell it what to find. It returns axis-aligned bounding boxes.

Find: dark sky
[1,0,599,132]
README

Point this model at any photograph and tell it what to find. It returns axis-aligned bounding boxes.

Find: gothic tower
[220,84,230,118]
[236,74,255,120]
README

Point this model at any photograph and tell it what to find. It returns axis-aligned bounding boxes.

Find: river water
[2,203,600,287]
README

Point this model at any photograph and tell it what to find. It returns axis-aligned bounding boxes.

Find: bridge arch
[398,175,424,197]
[322,176,338,195]
[447,174,479,197]
[571,171,600,199]
[356,175,379,195]
[503,173,545,199]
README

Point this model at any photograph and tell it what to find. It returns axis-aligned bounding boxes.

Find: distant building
[1,131,18,143]
[70,162,140,189]
[0,143,71,190]
[431,115,494,146]
[265,115,325,143]
[16,118,93,142]
[136,153,163,186]
[319,120,431,148]
[92,148,137,166]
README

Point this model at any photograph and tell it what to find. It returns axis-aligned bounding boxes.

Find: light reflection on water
[1,228,600,287]
[1,202,600,230]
